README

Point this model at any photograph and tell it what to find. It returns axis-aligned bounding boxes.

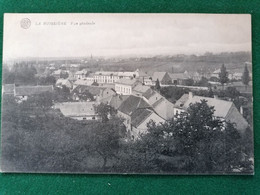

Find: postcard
[1,13,253,174]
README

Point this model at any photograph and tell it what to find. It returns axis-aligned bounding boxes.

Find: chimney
[189,92,193,100]
[240,106,244,115]
[214,95,218,99]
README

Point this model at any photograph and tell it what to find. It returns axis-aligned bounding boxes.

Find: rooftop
[118,95,151,115]
[15,85,53,96]
[54,102,98,117]
[183,94,233,118]
[131,108,153,128]
[115,78,138,86]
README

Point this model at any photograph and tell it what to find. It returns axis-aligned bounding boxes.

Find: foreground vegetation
[1,92,253,174]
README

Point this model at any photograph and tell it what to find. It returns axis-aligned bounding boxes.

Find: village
[3,58,252,141]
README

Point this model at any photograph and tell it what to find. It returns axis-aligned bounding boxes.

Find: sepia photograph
[1,13,254,174]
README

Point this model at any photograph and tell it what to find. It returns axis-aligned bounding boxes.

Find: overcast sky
[3,13,251,61]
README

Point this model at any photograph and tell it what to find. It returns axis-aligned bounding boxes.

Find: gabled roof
[54,102,97,117]
[152,72,167,81]
[175,94,189,107]
[169,73,189,80]
[15,85,53,96]
[100,94,129,109]
[131,108,153,128]
[133,84,150,94]
[118,95,151,116]
[152,97,165,108]
[183,95,233,118]
[142,88,157,100]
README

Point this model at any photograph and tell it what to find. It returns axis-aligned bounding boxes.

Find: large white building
[115,78,139,95]
[94,69,140,84]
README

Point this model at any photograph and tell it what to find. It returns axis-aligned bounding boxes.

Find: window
[83,117,86,120]
[92,116,95,120]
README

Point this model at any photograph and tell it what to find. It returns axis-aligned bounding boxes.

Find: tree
[219,64,229,89]
[155,79,161,91]
[89,116,126,169]
[95,103,117,123]
[242,65,250,89]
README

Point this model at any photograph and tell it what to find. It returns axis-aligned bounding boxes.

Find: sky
[2,13,251,61]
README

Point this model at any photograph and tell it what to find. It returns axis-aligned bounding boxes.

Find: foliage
[3,64,38,85]
[184,78,194,86]
[94,103,117,123]
[160,86,188,103]
[196,77,209,87]
[242,65,250,87]
[219,64,229,86]
[38,76,56,85]
[155,79,161,91]
[118,100,253,173]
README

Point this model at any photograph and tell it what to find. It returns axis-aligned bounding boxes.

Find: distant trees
[3,64,38,85]
[38,75,56,86]
[196,77,209,87]
[242,65,250,89]
[219,64,229,88]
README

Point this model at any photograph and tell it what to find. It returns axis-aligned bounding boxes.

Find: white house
[174,92,249,133]
[114,78,139,95]
[74,69,88,79]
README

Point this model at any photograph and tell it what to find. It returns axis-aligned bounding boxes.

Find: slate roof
[152,72,167,81]
[54,102,97,117]
[131,108,153,128]
[15,85,53,96]
[175,94,189,107]
[142,88,157,99]
[118,95,151,115]
[183,95,233,118]
[100,94,129,109]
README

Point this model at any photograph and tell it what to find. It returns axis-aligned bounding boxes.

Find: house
[73,79,94,88]
[211,69,221,78]
[169,73,189,85]
[131,108,165,140]
[174,92,249,133]
[114,78,139,95]
[152,72,172,85]
[72,85,107,101]
[117,95,151,130]
[143,77,153,86]
[94,71,119,84]
[14,85,54,102]
[99,94,129,109]
[54,102,98,120]
[142,88,175,120]
[132,83,151,96]
[74,69,88,79]
[2,84,15,95]
[93,69,140,84]
[56,78,73,89]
